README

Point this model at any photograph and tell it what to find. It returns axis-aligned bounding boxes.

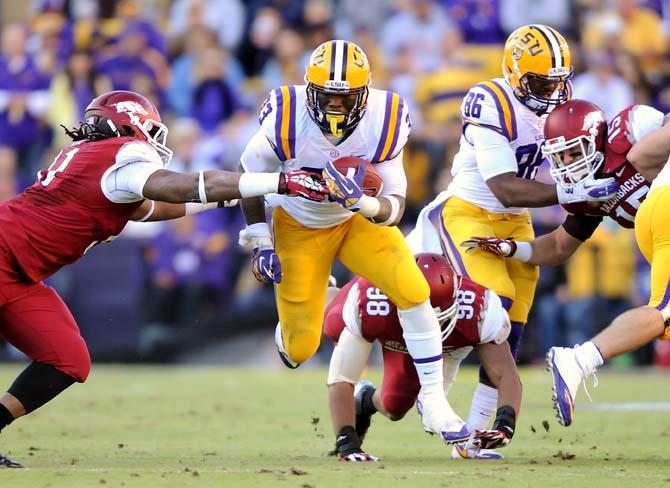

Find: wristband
[198,170,208,204]
[510,241,532,262]
[356,195,381,218]
[185,202,219,215]
[372,196,400,226]
[137,201,155,222]
[239,173,280,198]
[492,405,516,437]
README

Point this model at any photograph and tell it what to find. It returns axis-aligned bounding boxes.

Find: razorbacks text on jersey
[561,105,664,228]
[241,85,410,228]
[0,137,151,282]
[448,77,555,214]
[323,274,509,352]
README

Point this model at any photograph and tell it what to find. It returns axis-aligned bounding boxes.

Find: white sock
[466,383,498,432]
[398,300,444,389]
[574,341,604,376]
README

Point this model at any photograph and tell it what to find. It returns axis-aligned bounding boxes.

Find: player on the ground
[0,90,327,468]
[325,253,520,461]
[405,26,618,437]
[459,99,666,426]
[239,40,463,442]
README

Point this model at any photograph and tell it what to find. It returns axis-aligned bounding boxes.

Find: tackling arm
[476,341,521,415]
[627,117,670,183]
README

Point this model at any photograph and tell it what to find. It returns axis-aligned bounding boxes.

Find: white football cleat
[416,388,470,444]
[274,323,299,369]
[451,443,503,460]
[546,346,589,427]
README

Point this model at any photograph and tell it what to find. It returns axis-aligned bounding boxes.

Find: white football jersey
[448,77,548,214]
[240,85,410,228]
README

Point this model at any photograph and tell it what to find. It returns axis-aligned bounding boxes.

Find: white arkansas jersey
[448,77,549,214]
[240,85,410,228]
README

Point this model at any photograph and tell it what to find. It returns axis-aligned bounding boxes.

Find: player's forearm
[328,382,356,435]
[486,172,558,208]
[362,195,405,226]
[143,170,280,204]
[241,196,267,225]
[478,343,522,414]
[628,123,670,182]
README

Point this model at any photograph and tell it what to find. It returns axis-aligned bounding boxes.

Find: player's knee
[381,395,413,420]
[66,339,91,382]
[285,329,321,364]
[391,260,431,308]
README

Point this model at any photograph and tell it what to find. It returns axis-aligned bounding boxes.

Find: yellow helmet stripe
[275,86,297,160]
[477,81,517,141]
[530,24,561,69]
[374,93,402,162]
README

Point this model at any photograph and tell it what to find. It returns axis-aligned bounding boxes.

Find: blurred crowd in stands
[0,0,668,364]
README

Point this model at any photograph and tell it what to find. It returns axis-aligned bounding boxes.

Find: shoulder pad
[258,86,299,162]
[370,91,411,163]
[461,80,518,142]
[116,140,162,167]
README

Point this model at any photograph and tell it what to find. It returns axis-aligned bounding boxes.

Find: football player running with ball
[325,254,520,461]
[406,25,618,437]
[0,90,325,467]
[461,99,668,426]
[239,40,463,442]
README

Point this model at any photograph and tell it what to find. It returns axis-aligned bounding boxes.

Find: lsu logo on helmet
[305,40,371,137]
[502,24,573,113]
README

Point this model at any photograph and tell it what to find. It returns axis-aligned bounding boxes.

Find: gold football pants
[273,207,430,363]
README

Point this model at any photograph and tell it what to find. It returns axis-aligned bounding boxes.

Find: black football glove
[335,426,380,462]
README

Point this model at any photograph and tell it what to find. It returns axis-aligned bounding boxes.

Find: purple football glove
[557,176,620,204]
[251,247,281,284]
[323,161,365,208]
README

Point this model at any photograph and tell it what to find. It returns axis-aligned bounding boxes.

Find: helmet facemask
[306,82,368,137]
[543,133,604,188]
[434,274,461,341]
[517,70,572,113]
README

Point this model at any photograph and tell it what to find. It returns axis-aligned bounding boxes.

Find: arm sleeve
[629,105,665,143]
[326,327,374,386]
[101,141,163,203]
[466,124,518,181]
[561,213,603,242]
[375,152,407,197]
[239,129,282,173]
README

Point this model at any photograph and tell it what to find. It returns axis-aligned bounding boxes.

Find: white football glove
[556,176,619,204]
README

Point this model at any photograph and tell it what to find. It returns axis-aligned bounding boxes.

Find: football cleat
[354,380,376,441]
[546,346,587,427]
[451,443,504,460]
[0,453,23,468]
[416,391,470,444]
[274,323,299,369]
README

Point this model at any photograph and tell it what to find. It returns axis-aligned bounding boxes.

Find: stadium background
[0,0,667,368]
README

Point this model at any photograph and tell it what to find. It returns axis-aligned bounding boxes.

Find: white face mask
[543,134,604,188]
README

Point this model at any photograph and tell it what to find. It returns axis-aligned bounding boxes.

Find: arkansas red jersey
[562,106,650,229]
[0,137,144,282]
[328,275,487,352]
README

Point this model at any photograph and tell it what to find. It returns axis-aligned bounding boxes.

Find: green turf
[0,364,669,487]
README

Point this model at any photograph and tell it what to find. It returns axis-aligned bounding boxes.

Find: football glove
[278,169,329,202]
[323,161,365,209]
[335,426,380,463]
[556,176,619,204]
[474,405,516,449]
[461,237,517,257]
[251,247,281,284]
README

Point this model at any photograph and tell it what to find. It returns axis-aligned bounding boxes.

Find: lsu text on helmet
[502,24,573,113]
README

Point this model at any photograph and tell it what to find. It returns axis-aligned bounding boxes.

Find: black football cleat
[0,453,23,468]
[354,380,377,442]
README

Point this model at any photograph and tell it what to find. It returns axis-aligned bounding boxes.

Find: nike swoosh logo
[422,370,436,375]
[336,435,347,443]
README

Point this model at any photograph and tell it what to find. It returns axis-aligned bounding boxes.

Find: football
[331,156,384,197]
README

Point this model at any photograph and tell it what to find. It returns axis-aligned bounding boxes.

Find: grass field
[0,364,669,487]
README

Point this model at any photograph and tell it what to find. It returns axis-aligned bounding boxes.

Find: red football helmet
[542,99,607,187]
[415,253,461,340]
[84,90,173,165]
